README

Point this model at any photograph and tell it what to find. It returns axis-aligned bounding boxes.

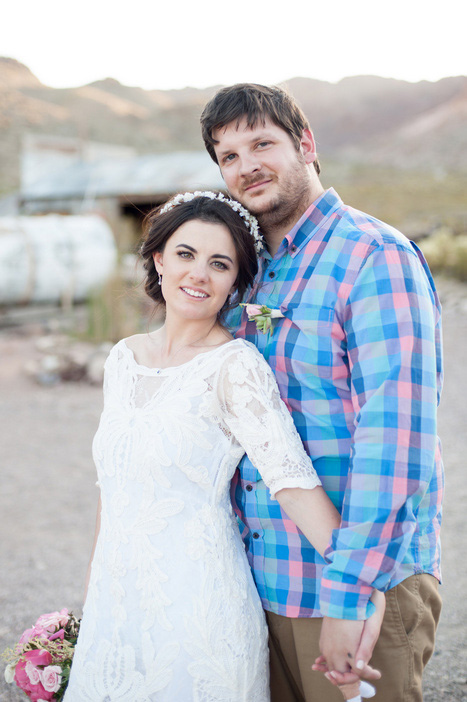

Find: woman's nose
[189,260,209,281]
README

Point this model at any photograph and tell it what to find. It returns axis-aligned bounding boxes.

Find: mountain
[0,57,466,194]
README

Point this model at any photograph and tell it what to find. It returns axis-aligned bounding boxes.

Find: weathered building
[19,136,224,250]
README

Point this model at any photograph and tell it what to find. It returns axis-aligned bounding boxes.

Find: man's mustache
[242,173,273,191]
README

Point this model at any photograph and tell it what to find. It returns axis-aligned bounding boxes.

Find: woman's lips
[181,287,209,299]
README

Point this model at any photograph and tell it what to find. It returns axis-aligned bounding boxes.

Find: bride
[64,192,382,702]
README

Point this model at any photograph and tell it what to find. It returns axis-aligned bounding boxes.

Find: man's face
[212,117,315,226]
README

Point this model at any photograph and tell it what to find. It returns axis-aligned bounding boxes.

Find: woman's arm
[83,494,101,604]
[275,486,384,685]
[274,485,340,556]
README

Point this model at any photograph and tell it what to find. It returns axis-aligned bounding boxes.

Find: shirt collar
[269,187,342,258]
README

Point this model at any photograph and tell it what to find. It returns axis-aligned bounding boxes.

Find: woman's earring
[158,273,163,285]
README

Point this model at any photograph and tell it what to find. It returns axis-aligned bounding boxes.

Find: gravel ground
[1,276,466,701]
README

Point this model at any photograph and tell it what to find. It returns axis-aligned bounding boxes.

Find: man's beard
[243,157,313,234]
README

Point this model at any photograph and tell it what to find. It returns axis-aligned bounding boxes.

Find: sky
[2,0,466,91]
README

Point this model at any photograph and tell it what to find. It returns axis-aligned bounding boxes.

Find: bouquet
[2,609,80,701]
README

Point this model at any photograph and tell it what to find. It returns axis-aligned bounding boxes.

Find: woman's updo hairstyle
[140,193,259,319]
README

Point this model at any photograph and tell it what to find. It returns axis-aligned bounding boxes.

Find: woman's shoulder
[215,338,269,372]
[119,333,148,354]
[216,337,256,356]
[103,336,138,368]
[229,337,266,358]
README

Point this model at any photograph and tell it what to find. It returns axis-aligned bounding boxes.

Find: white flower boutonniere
[240,304,284,336]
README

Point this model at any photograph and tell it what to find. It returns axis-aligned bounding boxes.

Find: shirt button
[291,245,297,253]
[246,484,253,492]
[268,271,275,279]
[252,532,260,539]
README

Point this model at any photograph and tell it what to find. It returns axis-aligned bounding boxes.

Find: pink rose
[25,661,41,685]
[19,626,49,643]
[14,659,31,692]
[35,609,69,633]
[29,683,54,702]
[245,304,263,317]
[19,627,35,644]
[14,661,53,700]
[19,625,49,644]
[41,665,62,693]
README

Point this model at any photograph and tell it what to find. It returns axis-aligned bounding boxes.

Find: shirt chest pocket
[280,303,335,381]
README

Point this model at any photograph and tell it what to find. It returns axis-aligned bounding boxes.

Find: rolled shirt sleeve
[320,243,442,620]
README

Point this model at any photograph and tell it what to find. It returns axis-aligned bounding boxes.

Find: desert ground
[1,276,466,701]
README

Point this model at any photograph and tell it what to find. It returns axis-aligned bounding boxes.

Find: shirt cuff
[319,576,375,620]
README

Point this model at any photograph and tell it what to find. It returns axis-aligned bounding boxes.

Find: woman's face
[153,218,239,323]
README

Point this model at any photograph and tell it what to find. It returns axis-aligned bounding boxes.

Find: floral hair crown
[159,191,264,254]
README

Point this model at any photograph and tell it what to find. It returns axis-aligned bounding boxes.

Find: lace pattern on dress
[64,338,320,702]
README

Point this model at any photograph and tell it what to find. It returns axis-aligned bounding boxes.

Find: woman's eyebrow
[175,243,196,252]
[211,254,234,263]
[175,244,233,264]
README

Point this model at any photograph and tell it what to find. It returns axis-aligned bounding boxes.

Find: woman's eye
[212,261,228,270]
[178,251,193,259]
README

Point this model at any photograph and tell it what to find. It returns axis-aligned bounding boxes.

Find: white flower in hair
[159,191,264,254]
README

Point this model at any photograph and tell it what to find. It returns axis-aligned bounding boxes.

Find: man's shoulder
[331,197,412,252]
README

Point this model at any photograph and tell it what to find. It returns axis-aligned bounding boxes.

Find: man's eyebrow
[217,132,275,157]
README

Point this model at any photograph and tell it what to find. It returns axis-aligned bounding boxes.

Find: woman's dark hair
[200,83,320,176]
[140,194,259,320]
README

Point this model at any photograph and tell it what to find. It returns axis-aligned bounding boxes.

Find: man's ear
[300,128,317,165]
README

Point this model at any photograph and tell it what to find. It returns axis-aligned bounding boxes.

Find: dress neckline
[119,337,243,375]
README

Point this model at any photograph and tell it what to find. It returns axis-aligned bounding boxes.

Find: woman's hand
[312,589,385,685]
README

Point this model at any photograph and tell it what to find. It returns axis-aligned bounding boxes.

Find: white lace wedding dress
[64,338,320,702]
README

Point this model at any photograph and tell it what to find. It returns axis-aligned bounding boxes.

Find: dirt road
[1,277,466,701]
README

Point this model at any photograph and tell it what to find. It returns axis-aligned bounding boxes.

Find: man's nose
[238,152,261,177]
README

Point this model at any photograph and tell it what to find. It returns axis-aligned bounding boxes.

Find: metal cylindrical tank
[0,214,117,305]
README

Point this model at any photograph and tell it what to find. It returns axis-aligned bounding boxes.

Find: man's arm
[319,242,442,672]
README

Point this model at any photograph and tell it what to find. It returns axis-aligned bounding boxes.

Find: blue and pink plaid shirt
[228,188,443,620]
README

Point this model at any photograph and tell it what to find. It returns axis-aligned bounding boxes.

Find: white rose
[4,663,16,684]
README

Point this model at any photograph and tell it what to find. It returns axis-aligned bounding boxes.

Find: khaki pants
[267,574,442,702]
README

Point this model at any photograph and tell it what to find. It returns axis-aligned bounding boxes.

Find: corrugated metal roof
[21,151,224,201]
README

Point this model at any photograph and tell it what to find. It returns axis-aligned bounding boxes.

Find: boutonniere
[240,304,285,336]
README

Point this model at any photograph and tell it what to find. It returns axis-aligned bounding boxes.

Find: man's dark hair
[200,83,320,176]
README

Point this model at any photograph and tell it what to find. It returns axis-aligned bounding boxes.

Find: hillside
[0,57,466,193]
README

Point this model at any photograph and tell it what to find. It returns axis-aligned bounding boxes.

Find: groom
[200,83,443,702]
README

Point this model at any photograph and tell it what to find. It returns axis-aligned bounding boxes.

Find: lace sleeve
[215,343,321,499]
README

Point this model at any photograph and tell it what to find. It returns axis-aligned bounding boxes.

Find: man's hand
[319,618,367,676]
[313,590,385,684]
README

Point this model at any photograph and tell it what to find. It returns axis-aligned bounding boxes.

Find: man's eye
[223,153,236,163]
[257,141,271,148]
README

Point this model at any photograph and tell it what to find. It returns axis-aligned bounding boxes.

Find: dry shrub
[419,228,467,282]
[86,270,151,343]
